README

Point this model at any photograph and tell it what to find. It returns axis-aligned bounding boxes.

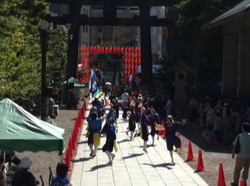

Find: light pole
[66,24,73,109]
[39,20,52,121]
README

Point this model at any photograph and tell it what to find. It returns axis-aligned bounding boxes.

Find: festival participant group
[86,90,186,166]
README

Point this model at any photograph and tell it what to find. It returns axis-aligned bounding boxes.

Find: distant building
[79,5,166,85]
[80,6,91,46]
[150,6,165,63]
[49,4,168,85]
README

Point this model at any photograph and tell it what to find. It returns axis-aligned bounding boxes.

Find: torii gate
[47,0,174,87]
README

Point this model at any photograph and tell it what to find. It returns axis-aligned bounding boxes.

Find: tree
[174,0,239,82]
[0,1,44,101]
[47,25,68,87]
[0,0,68,108]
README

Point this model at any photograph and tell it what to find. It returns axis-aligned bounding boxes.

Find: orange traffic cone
[240,179,245,186]
[217,163,226,186]
[185,141,195,162]
[195,149,205,172]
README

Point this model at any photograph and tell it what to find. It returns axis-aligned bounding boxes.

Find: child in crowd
[50,163,73,186]
[86,110,102,157]
[101,117,117,165]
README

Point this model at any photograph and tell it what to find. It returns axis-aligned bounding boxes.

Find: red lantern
[121,47,124,53]
[129,47,132,53]
[129,59,132,65]
[116,47,120,53]
[105,47,109,53]
[126,47,129,53]
[96,47,101,53]
[125,65,129,71]
[135,47,139,53]
[131,47,134,53]
[135,59,138,65]
[109,47,113,53]
[132,53,136,59]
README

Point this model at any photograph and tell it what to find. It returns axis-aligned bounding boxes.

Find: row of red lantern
[124,65,139,71]
[79,61,89,65]
[81,52,141,59]
[78,63,89,68]
[80,58,141,65]
[124,53,141,59]
[124,59,141,65]
[80,59,90,63]
[81,46,141,54]
[81,52,90,58]
[79,77,89,83]
[124,70,138,74]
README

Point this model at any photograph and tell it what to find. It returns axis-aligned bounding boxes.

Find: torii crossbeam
[46,0,174,87]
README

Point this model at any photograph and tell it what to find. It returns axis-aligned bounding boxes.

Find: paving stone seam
[116,117,138,186]
[71,107,208,186]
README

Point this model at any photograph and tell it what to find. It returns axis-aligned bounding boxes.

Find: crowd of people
[185,95,250,186]
[86,87,250,186]
[0,151,73,186]
[186,96,250,148]
[86,88,186,166]
[2,84,250,186]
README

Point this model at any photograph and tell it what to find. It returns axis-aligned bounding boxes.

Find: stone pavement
[71,109,209,186]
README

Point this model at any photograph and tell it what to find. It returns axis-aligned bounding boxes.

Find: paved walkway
[71,109,209,186]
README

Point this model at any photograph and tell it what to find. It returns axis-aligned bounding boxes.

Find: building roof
[167,61,193,72]
[202,0,250,30]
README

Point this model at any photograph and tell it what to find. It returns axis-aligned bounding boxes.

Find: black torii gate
[47,0,174,87]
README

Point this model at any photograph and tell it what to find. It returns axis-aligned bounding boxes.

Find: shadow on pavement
[180,124,231,154]
[73,157,92,163]
[77,140,88,145]
[117,139,130,144]
[89,163,110,171]
[143,162,174,170]
[122,153,144,160]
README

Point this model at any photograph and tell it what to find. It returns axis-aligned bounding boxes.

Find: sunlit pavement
[71,108,209,186]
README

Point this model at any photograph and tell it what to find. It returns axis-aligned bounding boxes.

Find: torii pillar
[67,3,81,79]
[139,4,153,88]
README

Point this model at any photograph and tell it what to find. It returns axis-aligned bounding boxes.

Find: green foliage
[175,0,239,39]
[47,25,68,87]
[0,0,67,102]
[174,0,239,69]
[0,1,41,100]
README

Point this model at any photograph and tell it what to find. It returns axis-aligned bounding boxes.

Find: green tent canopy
[0,98,66,152]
